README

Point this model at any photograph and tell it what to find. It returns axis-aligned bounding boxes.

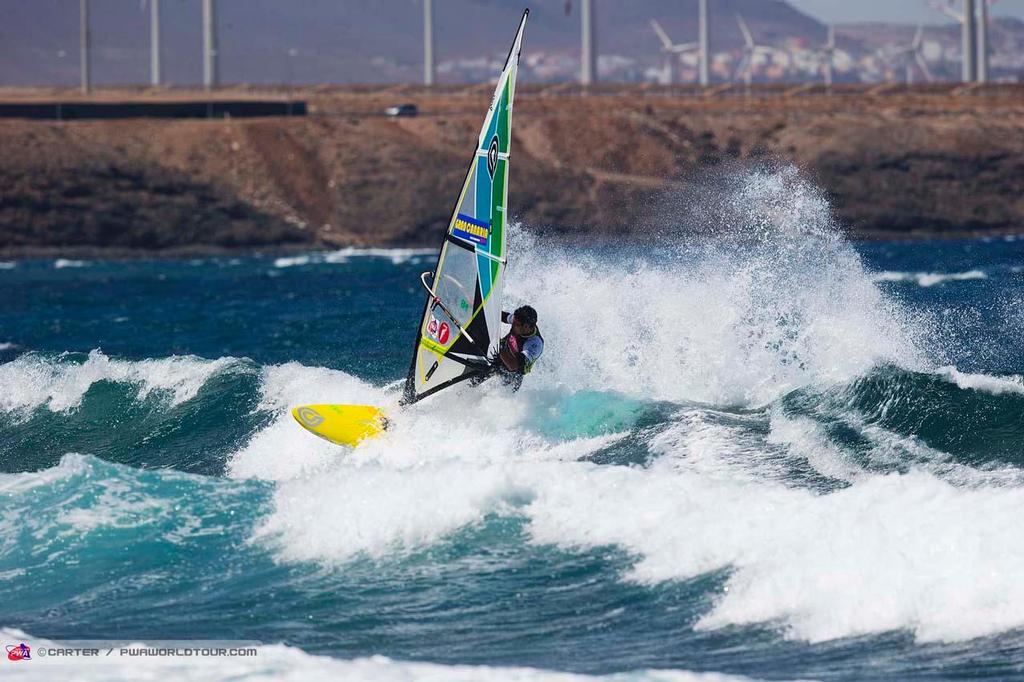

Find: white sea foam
[273,248,434,268]
[526,464,1024,643]
[0,349,239,414]
[0,628,762,682]
[252,460,530,563]
[766,409,864,483]
[0,342,17,351]
[232,363,624,561]
[325,247,434,265]
[647,411,773,483]
[53,475,169,538]
[935,365,1024,396]
[53,258,88,269]
[0,261,16,269]
[273,254,311,268]
[0,452,92,495]
[872,270,987,287]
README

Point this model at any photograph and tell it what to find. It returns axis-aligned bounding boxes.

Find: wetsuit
[491,311,544,390]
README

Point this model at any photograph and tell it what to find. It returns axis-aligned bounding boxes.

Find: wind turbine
[733,14,773,89]
[581,0,597,85]
[141,0,161,86]
[977,0,988,82]
[886,26,933,84]
[697,0,709,86]
[202,0,218,89]
[649,19,697,84]
[930,0,981,82]
[80,0,90,93]
[423,0,434,85]
[817,24,836,87]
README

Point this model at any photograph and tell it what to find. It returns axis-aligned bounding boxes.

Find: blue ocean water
[3,172,1024,681]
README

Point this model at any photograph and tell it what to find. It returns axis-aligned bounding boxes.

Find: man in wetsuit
[491,305,544,390]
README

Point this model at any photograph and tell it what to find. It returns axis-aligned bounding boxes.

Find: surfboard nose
[291,404,387,447]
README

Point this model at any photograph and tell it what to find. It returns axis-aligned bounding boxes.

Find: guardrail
[0,100,307,120]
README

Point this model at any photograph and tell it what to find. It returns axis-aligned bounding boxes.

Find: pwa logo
[6,642,30,661]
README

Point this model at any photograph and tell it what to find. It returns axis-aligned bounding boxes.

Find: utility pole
[79,0,90,94]
[698,0,709,86]
[962,0,977,82]
[581,0,596,85]
[976,0,988,83]
[423,0,434,86]
[203,0,218,89]
[150,0,161,86]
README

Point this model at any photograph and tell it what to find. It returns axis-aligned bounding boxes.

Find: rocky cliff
[1,85,1022,255]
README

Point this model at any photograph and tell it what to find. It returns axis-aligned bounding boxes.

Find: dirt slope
[1,85,1022,253]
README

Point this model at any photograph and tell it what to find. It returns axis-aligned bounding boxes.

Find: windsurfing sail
[402,9,528,405]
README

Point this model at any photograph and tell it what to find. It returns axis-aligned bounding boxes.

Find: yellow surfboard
[291,404,388,447]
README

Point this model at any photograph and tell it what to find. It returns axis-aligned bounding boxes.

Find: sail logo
[427,318,450,344]
[452,213,491,246]
[6,643,31,661]
[487,134,500,178]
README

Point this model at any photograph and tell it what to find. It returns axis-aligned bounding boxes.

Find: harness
[504,325,543,374]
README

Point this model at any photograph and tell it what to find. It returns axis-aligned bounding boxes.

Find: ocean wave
[222,362,1024,645]
[244,410,1024,646]
[273,254,311,267]
[326,247,435,265]
[778,365,1024,473]
[0,453,266,571]
[935,366,1024,395]
[53,258,89,269]
[872,270,987,287]
[527,464,1024,644]
[273,248,434,268]
[766,409,865,484]
[0,261,15,269]
[0,450,94,495]
[0,627,764,682]
[0,349,241,414]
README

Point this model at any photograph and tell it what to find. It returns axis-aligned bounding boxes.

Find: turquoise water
[3,172,1024,681]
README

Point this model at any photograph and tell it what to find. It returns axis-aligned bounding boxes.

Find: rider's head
[512,305,537,336]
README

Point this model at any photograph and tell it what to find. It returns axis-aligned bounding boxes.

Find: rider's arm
[520,336,543,370]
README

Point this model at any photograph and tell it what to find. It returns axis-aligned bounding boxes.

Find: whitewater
[2,169,1024,681]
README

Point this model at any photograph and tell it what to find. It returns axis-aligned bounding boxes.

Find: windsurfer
[490,305,543,389]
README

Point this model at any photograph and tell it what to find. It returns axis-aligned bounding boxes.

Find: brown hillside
[1,85,1023,253]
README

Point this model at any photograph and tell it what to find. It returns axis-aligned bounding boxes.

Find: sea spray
[506,167,928,405]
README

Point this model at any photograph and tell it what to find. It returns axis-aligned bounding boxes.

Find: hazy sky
[789,0,1024,24]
